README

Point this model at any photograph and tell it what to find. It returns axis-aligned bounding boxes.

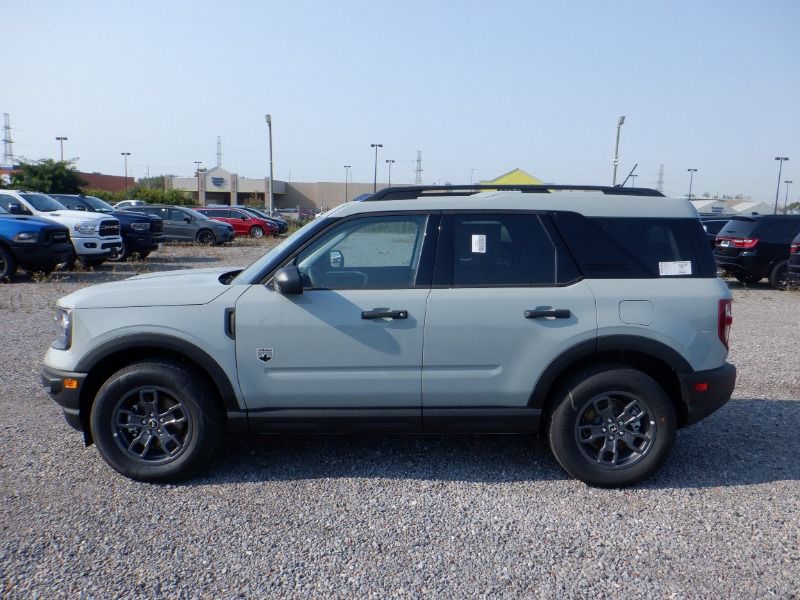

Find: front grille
[150,220,163,234]
[50,231,69,243]
[99,220,121,237]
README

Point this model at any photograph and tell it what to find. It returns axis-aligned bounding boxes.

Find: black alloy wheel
[769,261,788,290]
[196,230,216,245]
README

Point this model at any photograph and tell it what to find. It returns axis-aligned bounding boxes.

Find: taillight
[716,237,759,249]
[718,299,733,349]
[791,242,799,254]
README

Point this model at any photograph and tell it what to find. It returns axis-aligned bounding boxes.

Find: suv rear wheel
[769,260,788,290]
[549,367,676,488]
[90,360,222,482]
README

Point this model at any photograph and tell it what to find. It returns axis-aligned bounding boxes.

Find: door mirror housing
[8,203,25,215]
[273,265,304,295]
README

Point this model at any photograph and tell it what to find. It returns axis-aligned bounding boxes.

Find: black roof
[363,184,665,201]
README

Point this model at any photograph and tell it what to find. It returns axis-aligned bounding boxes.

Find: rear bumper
[41,365,87,431]
[679,362,736,426]
[713,253,768,279]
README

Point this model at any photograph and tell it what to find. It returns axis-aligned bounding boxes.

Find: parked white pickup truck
[0,190,122,267]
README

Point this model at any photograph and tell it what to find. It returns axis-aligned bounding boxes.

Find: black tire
[249,226,265,238]
[768,260,788,290]
[107,240,129,263]
[0,245,16,280]
[196,229,216,245]
[548,367,676,488]
[735,273,761,285]
[90,361,223,482]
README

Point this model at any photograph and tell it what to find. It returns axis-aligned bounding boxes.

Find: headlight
[131,222,150,232]
[12,231,38,242]
[52,307,73,350]
[74,221,100,235]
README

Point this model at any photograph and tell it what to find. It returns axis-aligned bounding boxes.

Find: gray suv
[43,185,736,487]
[124,204,234,245]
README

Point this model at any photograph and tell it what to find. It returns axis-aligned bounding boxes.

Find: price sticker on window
[471,234,486,254]
[659,261,692,276]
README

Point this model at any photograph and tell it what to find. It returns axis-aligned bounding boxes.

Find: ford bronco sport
[42,185,736,487]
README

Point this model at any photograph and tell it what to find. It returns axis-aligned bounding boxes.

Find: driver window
[295,215,428,290]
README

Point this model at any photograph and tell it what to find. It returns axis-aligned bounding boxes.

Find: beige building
[166,166,391,211]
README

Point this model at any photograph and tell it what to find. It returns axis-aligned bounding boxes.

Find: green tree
[10,159,87,193]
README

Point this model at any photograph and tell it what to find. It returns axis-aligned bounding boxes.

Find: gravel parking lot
[1,241,798,598]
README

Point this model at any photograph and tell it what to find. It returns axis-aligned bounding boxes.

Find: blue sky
[6,1,799,203]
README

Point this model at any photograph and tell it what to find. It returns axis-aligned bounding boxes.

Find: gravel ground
[0,241,798,599]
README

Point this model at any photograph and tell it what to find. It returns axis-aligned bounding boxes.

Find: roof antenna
[619,163,639,187]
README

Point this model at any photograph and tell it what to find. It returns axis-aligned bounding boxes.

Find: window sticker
[658,261,692,276]
[471,234,486,254]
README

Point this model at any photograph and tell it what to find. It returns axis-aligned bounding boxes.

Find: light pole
[470,168,476,184]
[385,159,395,187]
[687,168,697,202]
[784,180,793,213]
[121,152,130,194]
[612,115,625,186]
[194,161,202,203]
[774,157,789,214]
[371,143,383,192]
[265,114,274,214]
[55,137,67,161]
[630,174,637,187]
[344,165,351,203]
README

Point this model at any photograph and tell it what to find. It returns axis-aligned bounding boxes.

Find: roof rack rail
[362,184,665,201]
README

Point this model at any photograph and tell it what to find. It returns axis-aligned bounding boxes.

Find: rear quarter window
[552,213,716,278]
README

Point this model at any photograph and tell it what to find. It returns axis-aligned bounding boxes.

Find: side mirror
[8,203,25,215]
[242,215,249,220]
[329,250,343,269]
[184,217,191,223]
[273,265,303,295]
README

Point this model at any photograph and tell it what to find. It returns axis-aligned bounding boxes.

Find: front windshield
[82,196,115,213]
[232,216,332,284]
[183,207,209,220]
[21,193,67,212]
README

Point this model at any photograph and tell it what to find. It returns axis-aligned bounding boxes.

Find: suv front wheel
[90,360,222,482]
[548,367,676,488]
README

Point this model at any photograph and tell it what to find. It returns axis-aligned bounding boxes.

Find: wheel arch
[75,334,241,445]
[531,335,691,430]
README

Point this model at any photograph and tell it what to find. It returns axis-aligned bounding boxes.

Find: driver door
[234,213,437,418]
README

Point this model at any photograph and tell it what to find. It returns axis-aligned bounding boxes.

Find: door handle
[362,309,409,320]
[524,309,571,319]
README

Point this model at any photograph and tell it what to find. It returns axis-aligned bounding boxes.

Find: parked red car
[194,207,278,237]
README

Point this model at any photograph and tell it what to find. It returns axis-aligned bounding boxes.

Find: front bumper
[41,365,87,432]
[10,242,73,270]
[679,362,737,426]
[73,235,123,257]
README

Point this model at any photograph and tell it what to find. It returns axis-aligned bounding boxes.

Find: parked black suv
[699,216,730,250]
[714,215,800,288]
[788,232,800,286]
[50,195,164,261]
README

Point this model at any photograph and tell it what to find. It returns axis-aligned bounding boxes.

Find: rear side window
[204,208,229,218]
[718,218,758,238]
[552,213,716,278]
[439,213,580,286]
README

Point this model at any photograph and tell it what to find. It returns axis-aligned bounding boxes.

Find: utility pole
[55,137,67,162]
[612,115,625,186]
[121,152,130,194]
[265,114,275,214]
[344,165,351,203]
[385,159,395,187]
[784,180,793,213]
[774,157,789,214]
[194,161,202,203]
[371,143,383,192]
[415,151,423,184]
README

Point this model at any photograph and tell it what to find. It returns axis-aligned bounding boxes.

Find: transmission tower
[656,164,664,193]
[2,113,14,167]
[415,150,423,184]
[217,136,222,168]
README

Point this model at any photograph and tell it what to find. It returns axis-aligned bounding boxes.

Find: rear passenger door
[422,212,597,416]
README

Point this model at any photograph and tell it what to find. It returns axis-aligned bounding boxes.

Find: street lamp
[774,157,789,214]
[121,152,130,194]
[344,165,351,203]
[385,159,395,187]
[194,161,202,203]
[785,180,793,213]
[265,114,274,214]
[55,137,67,162]
[687,168,698,202]
[371,143,383,192]
[612,115,625,186]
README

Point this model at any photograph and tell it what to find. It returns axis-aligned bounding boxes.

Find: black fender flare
[529,335,692,410]
[76,333,242,412]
